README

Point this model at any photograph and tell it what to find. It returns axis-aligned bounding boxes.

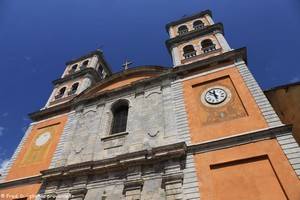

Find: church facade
[0,10,300,200]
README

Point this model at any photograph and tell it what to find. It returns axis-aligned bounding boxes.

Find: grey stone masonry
[124,166,143,200]
[163,160,184,200]
[235,58,283,127]
[0,125,33,183]
[276,131,300,178]
[51,80,184,167]
[39,149,198,200]
[171,81,192,145]
[49,112,76,168]
[182,154,201,200]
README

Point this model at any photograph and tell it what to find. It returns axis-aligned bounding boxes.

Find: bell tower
[165,10,231,66]
[44,50,112,108]
[165,10,300,199]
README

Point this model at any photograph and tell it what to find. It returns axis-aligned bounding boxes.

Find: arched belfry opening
[55,87,66,99]
[193,20,204,30]
[69,82,79,95]
[81,60,89,69]
[183,45,196,58]
[201,39,216,53]
[178,25,188,35]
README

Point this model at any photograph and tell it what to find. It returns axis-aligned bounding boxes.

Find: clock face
[205,88,227,104]
[35,131,52,147]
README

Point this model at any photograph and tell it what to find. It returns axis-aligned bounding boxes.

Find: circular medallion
[35,131,52,147]
[201,86,231,107]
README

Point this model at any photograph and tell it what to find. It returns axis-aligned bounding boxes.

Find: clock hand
[212,90,219,99]
[208,91,214,95]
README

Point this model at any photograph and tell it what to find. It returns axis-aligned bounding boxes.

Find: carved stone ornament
[75,146,84,154]
[148,130,159,137]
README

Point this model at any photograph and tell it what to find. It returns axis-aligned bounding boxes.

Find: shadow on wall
[265,82,300,144]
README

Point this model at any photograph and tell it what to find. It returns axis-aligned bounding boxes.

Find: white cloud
[0,159,9,175]
[0,127,4,137]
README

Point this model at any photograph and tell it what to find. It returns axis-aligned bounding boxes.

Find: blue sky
[0,0,300,172]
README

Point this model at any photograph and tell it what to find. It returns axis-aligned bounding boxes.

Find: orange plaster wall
[5,114,68,181]
[265,85,300,144]
[194,139,300,200]
[98,74,156,93]
[0,183,41,200]
[182,67,268,143]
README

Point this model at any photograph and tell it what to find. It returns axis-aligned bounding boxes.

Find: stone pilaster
[40,180,59,200]
[124,166,143,200]
[69,176,88,200]
[235,58,282,127]
[162,173,184,200]
[163,160,184,200]
[69,188,87,200]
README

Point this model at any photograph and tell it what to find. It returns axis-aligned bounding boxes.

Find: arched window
[98,65,103,78]
[69,64,78,74]
[201,39,216,53]
[81,60,89,69]
[183,45,196,59]
[111,100,129,134]
[193,20,204,30]
[178,25,188,35]
[69,82,79,95]
[55,87,66,99]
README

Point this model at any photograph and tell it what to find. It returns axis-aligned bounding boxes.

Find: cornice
[188,125,292,153]
[0,175,42,189]
[86,65,169,92]
[52,68,101,85]
[28,48,246,121]
[0,125,291,188]
[28,100,72,121]
[74,65,169,99]
[165,23,224,53]
[65,50,102,65]
[40,142,187,181]
[173,47,247,75]
[165,10,212,32]
[65,49,112,75]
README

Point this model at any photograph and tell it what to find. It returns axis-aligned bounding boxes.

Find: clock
[201,86,231,107]
[205,88,227,104]
[35,131,52,147]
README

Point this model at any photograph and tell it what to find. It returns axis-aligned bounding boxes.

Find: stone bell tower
[164,10,300,200]
[165,10,231,66]
[44,50,112,108]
